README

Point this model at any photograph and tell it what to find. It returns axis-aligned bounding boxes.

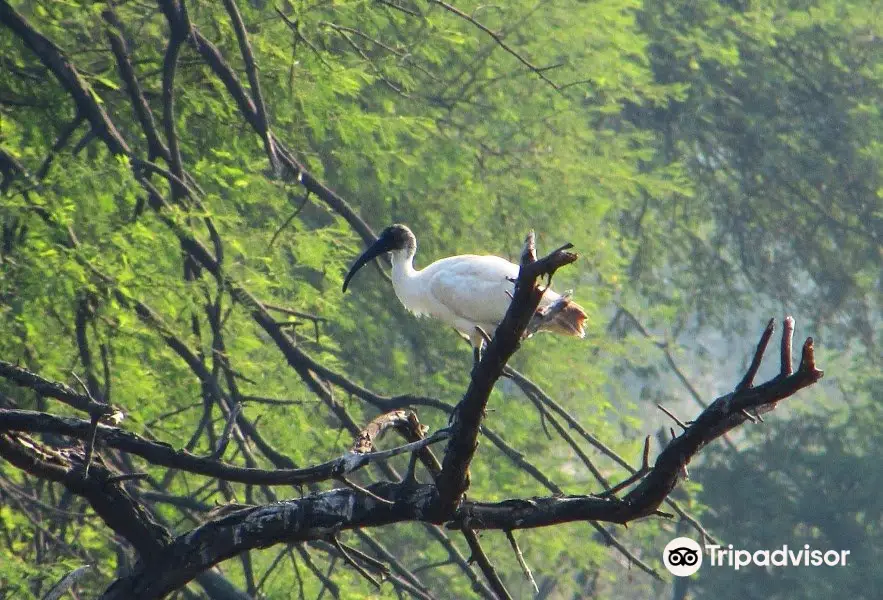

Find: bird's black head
[342,224,416,292]
[380,224,416,251]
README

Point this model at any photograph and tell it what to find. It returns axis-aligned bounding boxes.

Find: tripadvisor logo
[663,537,703,576]
[663,537,851,576]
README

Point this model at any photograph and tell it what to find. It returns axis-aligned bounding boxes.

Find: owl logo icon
[663,537,703,576]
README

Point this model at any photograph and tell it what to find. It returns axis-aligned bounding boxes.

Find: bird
[342,224,586,362]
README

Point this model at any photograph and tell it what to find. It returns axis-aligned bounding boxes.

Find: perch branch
[436,231,578,516]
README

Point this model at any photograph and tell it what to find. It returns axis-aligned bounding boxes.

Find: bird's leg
[471,341,485,379]
[471,326,492,377]
[472,327,492,365]
[472,345,482,366]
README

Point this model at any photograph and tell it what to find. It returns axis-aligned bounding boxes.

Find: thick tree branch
[0,432,172,562]
[0,407,449,487]
[0,360,110,418]
[435,231,578,516]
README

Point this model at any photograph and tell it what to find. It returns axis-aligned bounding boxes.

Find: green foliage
[626,0,882,344]
[0,0,879,597]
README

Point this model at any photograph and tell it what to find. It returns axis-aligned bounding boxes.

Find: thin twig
[616,305,712,410]
[427,0,562,91]
[41,565,92,600]
[330,536,381,588]
[504,530,538,594]
[335,475,394,505]
[268,191,310,249]
[211,402,242,460]
[275,7,336,71]
[222,0,278,172]
[376,0,422,17]
[460,528,513,600]
[36,112,85,180]
[599,436,652,498]
[254,546,289,596]
[71,372,103,478]
[740,409,758,423]
[105,472,149,484]
[656,403,688,431]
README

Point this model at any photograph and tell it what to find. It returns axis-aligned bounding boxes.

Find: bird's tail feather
[544,299,587,338]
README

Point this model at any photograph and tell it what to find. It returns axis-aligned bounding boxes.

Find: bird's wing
[425,255,518,326]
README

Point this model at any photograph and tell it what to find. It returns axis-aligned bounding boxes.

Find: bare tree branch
[103,10,170,162]
[0,360,110,418]
[436,231,578,516]
[0,432,172,562]
[0,407,449,487]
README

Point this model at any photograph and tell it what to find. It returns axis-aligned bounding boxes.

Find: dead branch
[0,407,449,486]
[436,231,578,516]
[351,409,428,454]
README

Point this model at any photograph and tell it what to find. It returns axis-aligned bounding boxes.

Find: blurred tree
[625,0,881,349]
[693,377,883,599]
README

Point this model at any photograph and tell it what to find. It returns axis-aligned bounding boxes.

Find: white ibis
[342,224,586,360]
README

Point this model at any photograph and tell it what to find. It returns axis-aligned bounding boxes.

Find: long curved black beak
[342,235,394,292]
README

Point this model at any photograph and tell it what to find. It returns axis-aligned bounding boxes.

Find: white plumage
[343,224,586,351]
